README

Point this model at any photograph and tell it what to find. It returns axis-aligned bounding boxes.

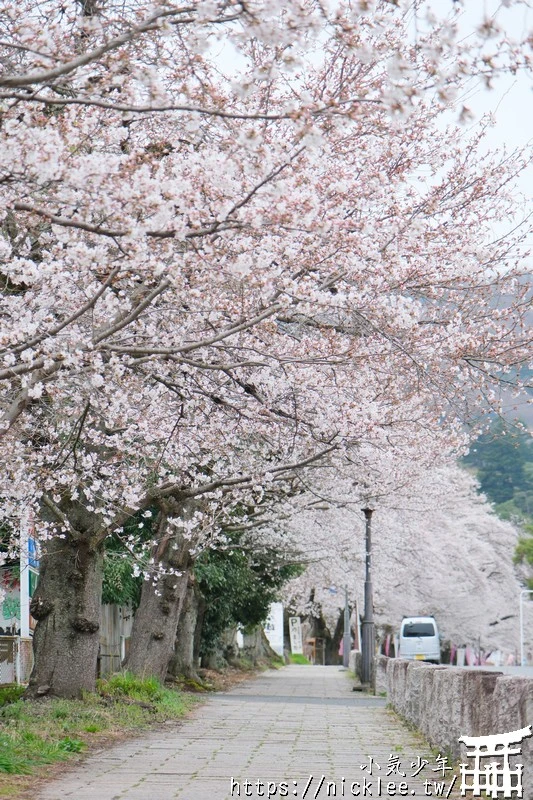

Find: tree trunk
[301,607,338,665]
[242,626,280,666]
[26,533,103,699]
[325,610,345,666]
[168,575,201,680]
[201,627,239,670]
[192,591,206,669]
[125,505,193,681]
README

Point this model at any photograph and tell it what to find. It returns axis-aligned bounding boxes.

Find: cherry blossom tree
[0,0,531,695]
[281,462,531,663]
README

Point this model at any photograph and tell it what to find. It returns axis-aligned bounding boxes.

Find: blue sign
[28,538,39,569]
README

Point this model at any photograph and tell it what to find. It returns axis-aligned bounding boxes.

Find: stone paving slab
[35,666,455,800]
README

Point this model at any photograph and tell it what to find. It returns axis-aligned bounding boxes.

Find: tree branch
[41,494,81,539]
[92,280,171,344]
[0,7,197,89]
[147,444,338,503]
[5,266,121,356]
[102,301,283,356]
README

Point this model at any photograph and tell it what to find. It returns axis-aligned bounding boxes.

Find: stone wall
[381,656,533,799]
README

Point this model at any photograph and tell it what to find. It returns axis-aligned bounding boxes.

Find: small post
[343,586,350,669]
[361,507,375,687]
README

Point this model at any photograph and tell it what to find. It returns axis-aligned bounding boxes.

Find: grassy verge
[0,673,196,798]
[288,653,311,665]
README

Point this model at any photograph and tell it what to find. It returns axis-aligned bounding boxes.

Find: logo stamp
[459,726,533,798]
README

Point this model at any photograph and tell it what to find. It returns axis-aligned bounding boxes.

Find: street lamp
[361,507,375,686]
[519,589,533,666]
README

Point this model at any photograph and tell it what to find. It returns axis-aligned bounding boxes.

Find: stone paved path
[36,666,454,800]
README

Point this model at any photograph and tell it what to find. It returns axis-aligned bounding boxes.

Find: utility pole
[361,507,375,687]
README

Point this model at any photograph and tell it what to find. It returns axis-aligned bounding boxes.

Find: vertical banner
[264,602,284,656]
[19,511,30,639]
[288,616,303,654]
[19,510,39,637]
[352,600,362,652]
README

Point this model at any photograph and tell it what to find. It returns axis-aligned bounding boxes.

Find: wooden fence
[0,604,133,684]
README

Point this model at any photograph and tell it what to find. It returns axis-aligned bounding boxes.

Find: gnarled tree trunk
[242,626,280,666]
[26,532,103,699]
[125,503,193,680]
[326,609,345,666]
[168,575,202,680]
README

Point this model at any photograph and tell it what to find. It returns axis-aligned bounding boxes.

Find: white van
[398,616,440,663]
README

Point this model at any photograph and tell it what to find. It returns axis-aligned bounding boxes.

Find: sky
[452,2,532,423]
[443,2,532,225]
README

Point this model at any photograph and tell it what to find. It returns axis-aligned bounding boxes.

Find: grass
[288,653,311,665]
[0,673,195,798]
[0,686,25,708]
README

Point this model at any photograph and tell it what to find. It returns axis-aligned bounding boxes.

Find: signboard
[289,616,303,654]
[264,602,284,656]
[28,538,40,569]
[0,514,39,641]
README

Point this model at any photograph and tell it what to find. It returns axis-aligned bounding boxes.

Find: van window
[402,622,435,637]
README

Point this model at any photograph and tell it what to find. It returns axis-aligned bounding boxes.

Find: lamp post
[519,589,533,666]
[361,507,375,686]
